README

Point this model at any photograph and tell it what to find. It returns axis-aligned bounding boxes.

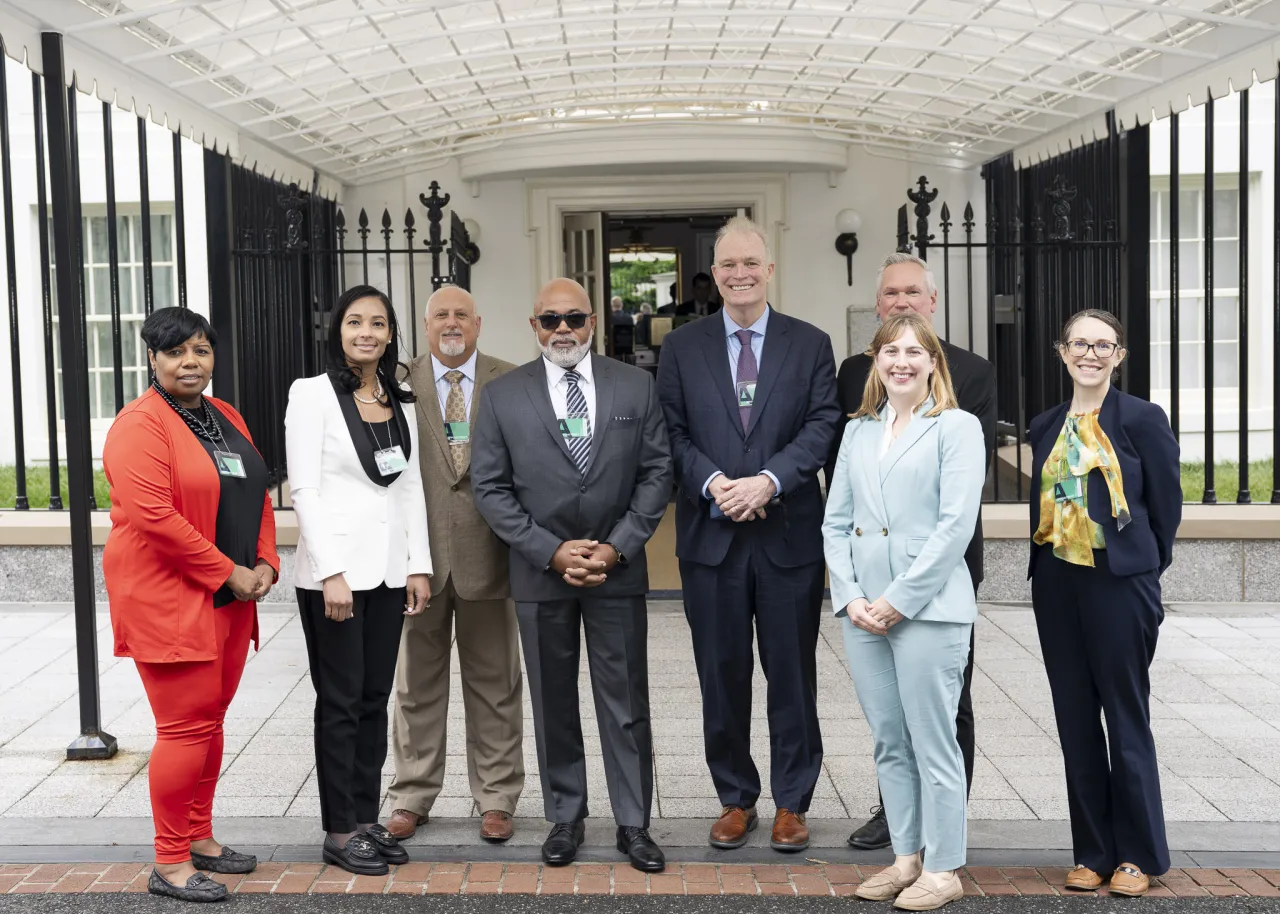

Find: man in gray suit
[387,286,524,844]
[472,278,673,872]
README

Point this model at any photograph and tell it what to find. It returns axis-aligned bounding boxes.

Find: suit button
[855,527,862,536]
[580,485,587,493]
[451,484,458,491]
[882,528,888,536]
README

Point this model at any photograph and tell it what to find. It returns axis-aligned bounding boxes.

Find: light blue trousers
[842,616,972,872]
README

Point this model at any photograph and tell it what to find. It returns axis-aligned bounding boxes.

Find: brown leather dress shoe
[386,809,424,840]
[1065,865,1105,891]
[1109,863,1150,896]
[709,806,758,849]
[770,808,809,852]
[480,810,514,843]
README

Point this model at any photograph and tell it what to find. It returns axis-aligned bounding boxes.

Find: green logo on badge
[559,417,589,438]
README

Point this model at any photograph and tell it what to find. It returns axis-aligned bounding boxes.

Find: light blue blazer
[822,401,985,623]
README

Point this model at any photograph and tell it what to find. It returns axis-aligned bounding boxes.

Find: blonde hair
[714,215,771,262]
[853,313,958,420]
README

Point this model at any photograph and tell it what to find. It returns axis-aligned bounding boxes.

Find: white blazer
[285,373,432,592]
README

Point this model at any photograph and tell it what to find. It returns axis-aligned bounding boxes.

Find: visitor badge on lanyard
[444,420,470,443]
[375,445,409,476]
[214,450,247,479]
[559,417,590,438]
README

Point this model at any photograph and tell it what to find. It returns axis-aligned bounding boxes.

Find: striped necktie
[563,369,591,474]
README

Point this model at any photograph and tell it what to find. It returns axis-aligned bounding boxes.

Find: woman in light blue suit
[823,313,985,911]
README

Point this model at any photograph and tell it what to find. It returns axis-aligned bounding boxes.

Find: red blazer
[103,387,279,663]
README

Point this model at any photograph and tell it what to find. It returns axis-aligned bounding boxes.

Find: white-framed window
[1149,178,1241,392]
[52,210,178,420]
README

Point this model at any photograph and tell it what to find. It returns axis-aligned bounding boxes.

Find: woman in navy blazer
[1028,309,1181,897]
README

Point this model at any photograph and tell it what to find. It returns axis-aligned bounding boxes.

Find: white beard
[439,337,465,357]
[541,337,591,368]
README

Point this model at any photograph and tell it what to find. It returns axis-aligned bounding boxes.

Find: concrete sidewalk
[0,601,1278,866]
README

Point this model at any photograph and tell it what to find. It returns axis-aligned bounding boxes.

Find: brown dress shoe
[1109,863,1150,896]
[1065,865,1105,891]
[709,806,758,849]
[385,809,424,840]
[770,808,809,852]
[480,810,514,843]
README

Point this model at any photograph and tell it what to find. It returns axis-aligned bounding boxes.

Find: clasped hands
[708,473,776,522]
[552,540,619,588]
[224,562,276,603]
[317,572,431,622]
[846,596,904,635]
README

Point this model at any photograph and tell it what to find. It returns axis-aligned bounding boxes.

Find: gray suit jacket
[407,351,516,601]
[471,353,673,602]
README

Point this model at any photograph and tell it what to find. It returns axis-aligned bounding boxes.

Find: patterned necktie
[735,328,758,431]
[443,369,469,476]
[563,369,592,474]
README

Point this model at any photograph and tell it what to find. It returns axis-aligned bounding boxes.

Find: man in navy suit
[657,216,839,853]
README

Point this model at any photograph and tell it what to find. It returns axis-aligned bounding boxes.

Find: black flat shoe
[542,821,585,866]
[848,805,891,850]
[365,824,410,865]
[322,834,389,876]
[147,869,228,903]
[191,846,258,875]
[616,826,665,873]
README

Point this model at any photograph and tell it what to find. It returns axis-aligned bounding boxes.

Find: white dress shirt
[542,353,597,430]
[432,350,477,417]
[880,403,900,458]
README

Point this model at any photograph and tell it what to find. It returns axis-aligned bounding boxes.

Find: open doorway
[604,210,739,369]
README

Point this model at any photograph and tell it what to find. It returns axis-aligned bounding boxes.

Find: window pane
[130,215,144,261]
[1213,189,1239,239]
[117,216,131,263]
[120,266,139,314]
[1179,189,1199,237]
[1213,239,1239,289]
[1212,297,1238,339]
[89,216,108,264]
[92,266,112,316]
[154,269,173,309]
[121,320,140,369]
[152,215,173,262]
[1150,241,1163,290]
[124,370,141,404]
[95,321,115,370]
[1179,296,1204,339]
[1179,240,1200,288]
[1180,340,1203,388]
[1151,296,1170,338]
[1153,343,1170,389]
[1214,342,1238,387]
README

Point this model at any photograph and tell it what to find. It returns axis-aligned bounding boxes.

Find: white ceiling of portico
[12,0,1280,185]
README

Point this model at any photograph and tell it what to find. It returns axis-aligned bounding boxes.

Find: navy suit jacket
[1027,386,1182,579]
[657,307,840,568]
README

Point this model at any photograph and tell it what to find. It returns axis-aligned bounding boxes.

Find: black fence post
[1203,93,1217,504]
[1238,89,1250,504]
[103,101,124,415]
[42,31,116,761]
[0,41,27,509]
[138,117,153,314]
[204,147,237,404]
[32,72,61,510]
[1120,121,1151,401]
[173,131,188,309]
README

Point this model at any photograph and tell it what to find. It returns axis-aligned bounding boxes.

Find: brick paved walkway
[3,862,1280,898]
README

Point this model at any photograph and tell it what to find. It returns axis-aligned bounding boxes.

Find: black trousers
[298,584,406,833]
[680,539,825,813]
[516,595,653,827]
[1031,550,1169,876]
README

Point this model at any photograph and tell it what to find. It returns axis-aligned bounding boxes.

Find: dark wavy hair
[326,285,415,404]
[141,307,217,354]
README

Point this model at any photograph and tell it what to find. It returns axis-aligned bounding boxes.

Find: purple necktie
[735,328,757,431]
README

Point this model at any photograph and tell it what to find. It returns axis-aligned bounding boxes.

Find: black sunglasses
[535,311,590,331]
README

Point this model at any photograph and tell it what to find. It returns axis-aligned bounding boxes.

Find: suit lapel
[523,359,578,468]
[412,356,455,478]
[880,410,939,482]
[583,354,615,478]
[701,316,744,438]
[745,311,791,438]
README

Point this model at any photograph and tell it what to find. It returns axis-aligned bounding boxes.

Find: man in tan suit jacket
[386,286,524,843]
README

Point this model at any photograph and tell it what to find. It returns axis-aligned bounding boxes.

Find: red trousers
[135,602,253,863]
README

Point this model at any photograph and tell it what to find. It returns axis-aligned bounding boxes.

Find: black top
[331,373,412,487]
[197,412,270,608]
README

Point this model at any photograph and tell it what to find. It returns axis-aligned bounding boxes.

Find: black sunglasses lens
[538,312,589,330]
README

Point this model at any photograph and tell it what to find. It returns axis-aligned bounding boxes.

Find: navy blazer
[1027,387,1182,579]
[657,307,840,568]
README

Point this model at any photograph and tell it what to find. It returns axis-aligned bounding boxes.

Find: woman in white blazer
[286,285,432,877]
[822,313,985,911]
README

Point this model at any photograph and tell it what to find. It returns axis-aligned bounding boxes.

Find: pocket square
[612,416,637,422]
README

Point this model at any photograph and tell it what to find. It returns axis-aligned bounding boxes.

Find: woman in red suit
[103,308,279,904]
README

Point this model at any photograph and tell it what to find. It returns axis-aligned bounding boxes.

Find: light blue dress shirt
[703,306,782,498]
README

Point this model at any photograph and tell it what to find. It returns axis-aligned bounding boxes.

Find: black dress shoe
[616,826,665,873]
[147,869,228,902]
[848,805,891,850]
[191,846,258,875]
[323,833,389,876]
[542,821,585,866]
[365,824,410,865]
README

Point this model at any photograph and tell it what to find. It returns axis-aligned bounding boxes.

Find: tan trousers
[388,575,525,816]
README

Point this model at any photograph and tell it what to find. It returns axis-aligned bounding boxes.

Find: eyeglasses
[535,312,590,331]
[1064,339,1118,358]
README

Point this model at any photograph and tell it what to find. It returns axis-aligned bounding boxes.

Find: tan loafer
[1065,865,1105,891]
[480,810,514,843]
[855,861,923,901]
[894,871,964,911]
[1110,863,1150,897]
[385,808,424,840]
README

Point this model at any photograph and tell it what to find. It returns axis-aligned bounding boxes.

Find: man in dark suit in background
[658,216,839,854]
[830,251,996,851]
[677,272,720,317]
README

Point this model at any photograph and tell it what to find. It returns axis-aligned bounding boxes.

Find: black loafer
[322,833,389,876]
[191,846,258,875]
[616,826,665,873]
[848,805,891,850]
[365,824,410,865]
[542,821,585,866]
[147,869,228,902]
